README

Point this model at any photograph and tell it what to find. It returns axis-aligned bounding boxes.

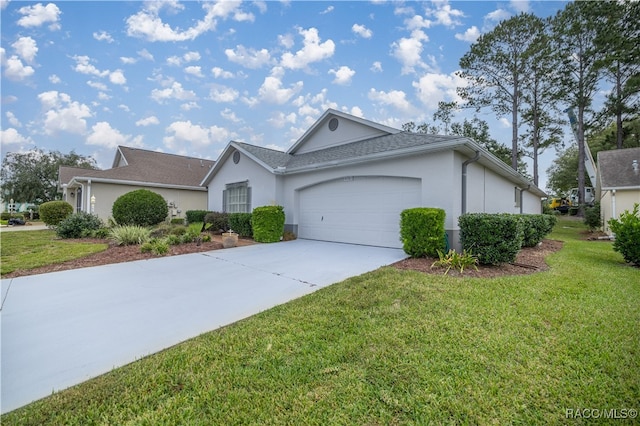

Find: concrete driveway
[1,240,406,413]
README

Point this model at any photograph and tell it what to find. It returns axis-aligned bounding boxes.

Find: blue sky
[1,0,571,191]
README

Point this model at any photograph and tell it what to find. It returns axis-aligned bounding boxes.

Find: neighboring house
[201,109,546,250]
[58,146,215,221]
[596,147,640,235]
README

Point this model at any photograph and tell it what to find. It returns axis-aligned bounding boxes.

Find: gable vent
[328,117,339,131]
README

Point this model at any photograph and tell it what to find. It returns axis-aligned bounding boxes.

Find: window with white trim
[223,181,251,213]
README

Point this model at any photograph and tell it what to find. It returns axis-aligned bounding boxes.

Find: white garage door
[298,176,421,248]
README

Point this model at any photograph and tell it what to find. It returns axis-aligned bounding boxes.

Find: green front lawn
[2,218,639,424]
[0,230,108,275]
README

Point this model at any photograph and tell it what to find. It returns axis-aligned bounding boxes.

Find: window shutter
[246,186,252,213]
[222,189,227,212]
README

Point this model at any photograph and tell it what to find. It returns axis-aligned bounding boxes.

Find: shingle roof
[598,147,640,189]
[235,132,467,172]
[59,146,215,188]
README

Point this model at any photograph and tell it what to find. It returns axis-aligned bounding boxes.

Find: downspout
[612,189,616,221]
[86,180,92,214]
[520,185,530,214]
[461,151,481,214]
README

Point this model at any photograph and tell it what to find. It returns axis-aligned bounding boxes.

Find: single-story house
[58,146,215,221]
[201,109,545,250]
[596,147,640,235]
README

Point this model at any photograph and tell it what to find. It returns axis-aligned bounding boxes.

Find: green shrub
[584,202,602,231]
[39,200,73,227]
[56,212,103,239]
[400,207,446,258]
[170,218,185,225]
[608,203,640,265]
[252,205,285,243]
[181,227,201,244]
[431,249,478,275]
[459,213,524,265]
[170,225,187,236]
[109,225,151,246]
[165,234,182,245]
[204,211,229,233]
[201,234,211,243]
[140,239,169,256]
[542,214,557,235]
[520,214,553,248]
[185,210,209,224]
[112,189,168,227]
[229,213,252,237]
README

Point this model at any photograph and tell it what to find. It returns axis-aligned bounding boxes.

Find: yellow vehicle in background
[548,197,570,214]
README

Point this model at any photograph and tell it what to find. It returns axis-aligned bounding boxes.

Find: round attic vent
[233,151,240,164]
[328,117,339,131]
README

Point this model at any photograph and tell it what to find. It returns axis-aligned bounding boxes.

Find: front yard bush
[584,202,601,231]
[39,200,73,227]
[56,212,103,239]
[520,214,555,247]
[186,210,209,224]
[459,213,524,265]
[229,213,252,237]
[112,189,168,227]
[400,207,446,257]
[109,225,151,246]
[608,203,640,265]
[204,212,229,233]
[252,205,285,243]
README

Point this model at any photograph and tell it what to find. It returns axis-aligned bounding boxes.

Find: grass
[0,230,108,275]
[2,217,639,424]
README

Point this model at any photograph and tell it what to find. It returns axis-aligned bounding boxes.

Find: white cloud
[1,1,9,10]
[212,66,234,79]
[455,26,481,43]
[87,81,108,91]
[1,47,35,81]
[0,128,33,147]
[17,2,61,30]
[109,69,126,85]
[320,6,334,15]
[280,27,335,70]
[225,45,271,69]
[268,111,297,128]
[136,116,159,127]
[163,120,232,150]
[49,74,61,84]
[209,84,239,102]
[12,37,38,63]
[93,31,114,43]
[484,9,511,31]
[183,51,201,62]
[412,72,466,110]
[72,55,109,77]
[329,66,355,85]
[404,15,432,31]
[126,1,253,42]
[390,29,429,74]
[255,68,303,104]
[180,102,201,111]
[6,111,21,127]
[352,24,373,38]
[138,49,154,61]
[184,66,203,77]
[150,81,197,104]
[371,61,383,73]
[221,108,242,123]
[425,1,465,28]
[121,57,137,65]
[499,117,511,128]
[368,88,413,113]
[37,91,93,135]
[87,122,143,149]
[278,33,295,49]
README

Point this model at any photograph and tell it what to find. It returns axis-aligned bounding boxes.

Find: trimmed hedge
[39,200,73,227]
[229,213,252,237]
[459,213,524,265]
[520,214,553,247]
[400,207,446,258]
[186,210,208,224]
[252,205,284,243]
[204,212,229,233]
[112,189,168,227]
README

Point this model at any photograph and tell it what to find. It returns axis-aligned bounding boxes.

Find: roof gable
[60,146,215,189]
[598,147,640,189]
[286,109,400,155]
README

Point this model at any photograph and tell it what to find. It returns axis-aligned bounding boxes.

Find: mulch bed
[393,239,564,278]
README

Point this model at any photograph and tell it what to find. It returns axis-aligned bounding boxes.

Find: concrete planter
[222,231,239,248]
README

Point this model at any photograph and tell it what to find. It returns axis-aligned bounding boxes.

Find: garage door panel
[298,176,421,248]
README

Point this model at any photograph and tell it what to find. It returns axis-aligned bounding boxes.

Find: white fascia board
[601,185,640,191]
[70,177,206,191]
[199,141,276,186]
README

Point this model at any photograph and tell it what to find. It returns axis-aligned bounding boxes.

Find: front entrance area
[297,176,422,248]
